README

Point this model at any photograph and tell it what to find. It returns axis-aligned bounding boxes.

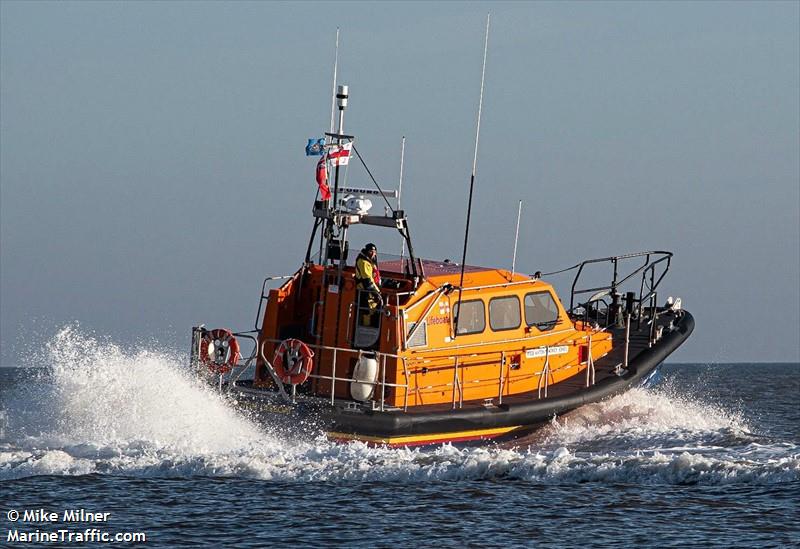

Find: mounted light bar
[338,186,398,198]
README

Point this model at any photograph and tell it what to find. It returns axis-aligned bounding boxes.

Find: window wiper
[534,319,558,329]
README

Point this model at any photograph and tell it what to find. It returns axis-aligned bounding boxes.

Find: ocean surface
[1,327,798,548]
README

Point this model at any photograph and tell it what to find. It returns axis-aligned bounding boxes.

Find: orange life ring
[273,338,314,385]
[199,328,241,375]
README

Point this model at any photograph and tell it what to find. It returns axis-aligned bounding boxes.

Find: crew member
[355,243,383,325]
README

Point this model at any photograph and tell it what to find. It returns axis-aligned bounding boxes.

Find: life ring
[199,328,241,375]
[273,338,314,385]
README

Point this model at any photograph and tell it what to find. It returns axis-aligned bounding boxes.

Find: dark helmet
[364,243,377,253]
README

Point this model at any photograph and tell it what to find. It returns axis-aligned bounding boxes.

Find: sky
[1,1,798,364]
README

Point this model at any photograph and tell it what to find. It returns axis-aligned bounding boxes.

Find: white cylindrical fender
[350,356,379,401]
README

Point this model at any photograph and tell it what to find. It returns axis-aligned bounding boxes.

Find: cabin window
[489,296,521,331]
[452,300,485,335]
[524,291,559,331]
[406,320,427,348]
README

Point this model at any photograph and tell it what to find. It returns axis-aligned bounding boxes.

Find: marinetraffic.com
[5,508,147,544]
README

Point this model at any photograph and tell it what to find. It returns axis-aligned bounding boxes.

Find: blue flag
[305,138,325,156]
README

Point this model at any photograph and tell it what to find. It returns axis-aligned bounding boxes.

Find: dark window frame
[524,291,560,332]
[489,295,522,332]
[406,320,428,348]
[452,299,486,336]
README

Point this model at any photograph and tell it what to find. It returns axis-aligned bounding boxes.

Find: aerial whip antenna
[511,200,522,279]
[329,28,340,134]
[398,135,407,260]
[455,13,490,337]
[315,27,340,262]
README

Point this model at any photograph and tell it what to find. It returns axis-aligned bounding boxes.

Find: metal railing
[253,274,297,331]
[213,327,605,410]
[257,337,411,411]
[567,251,672,329]
[585,334,596,387]
[537,346,552,398]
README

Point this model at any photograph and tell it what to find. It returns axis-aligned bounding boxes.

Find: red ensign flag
[316,155,331,200]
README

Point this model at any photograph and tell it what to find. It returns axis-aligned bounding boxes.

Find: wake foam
[6,325,270,450]
[533,385,756,451]
[1,326,797,484]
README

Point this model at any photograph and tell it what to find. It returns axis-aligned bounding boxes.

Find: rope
[539,263,582,277]
[352,145,394,213]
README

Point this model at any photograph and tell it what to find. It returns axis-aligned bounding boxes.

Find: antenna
[398,136,406,259]
[511,200,522,278]
[455,13,490,337]
[329,28,340,134]
[312,28,341,265]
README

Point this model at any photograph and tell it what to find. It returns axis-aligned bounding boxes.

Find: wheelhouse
[254,253,613,410]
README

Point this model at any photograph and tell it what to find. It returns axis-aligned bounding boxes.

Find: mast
[320,84,349,266]
[307,28,342,264]
[331,84,348,223]
[455,13,490,337]
[322,29,341,263]
[315,83,349,375]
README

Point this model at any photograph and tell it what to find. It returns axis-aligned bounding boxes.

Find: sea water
[1,326,797,547]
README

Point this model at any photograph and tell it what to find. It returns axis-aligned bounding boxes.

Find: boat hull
[233,310,694,447]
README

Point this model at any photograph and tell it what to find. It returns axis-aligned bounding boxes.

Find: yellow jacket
[355,253,380,293]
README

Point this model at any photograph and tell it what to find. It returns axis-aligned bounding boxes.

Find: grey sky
[1,1,798,364]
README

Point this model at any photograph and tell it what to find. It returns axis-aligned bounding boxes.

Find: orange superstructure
[254,257,611,410]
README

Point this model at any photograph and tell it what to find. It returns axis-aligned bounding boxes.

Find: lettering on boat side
[525,346,569,359]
